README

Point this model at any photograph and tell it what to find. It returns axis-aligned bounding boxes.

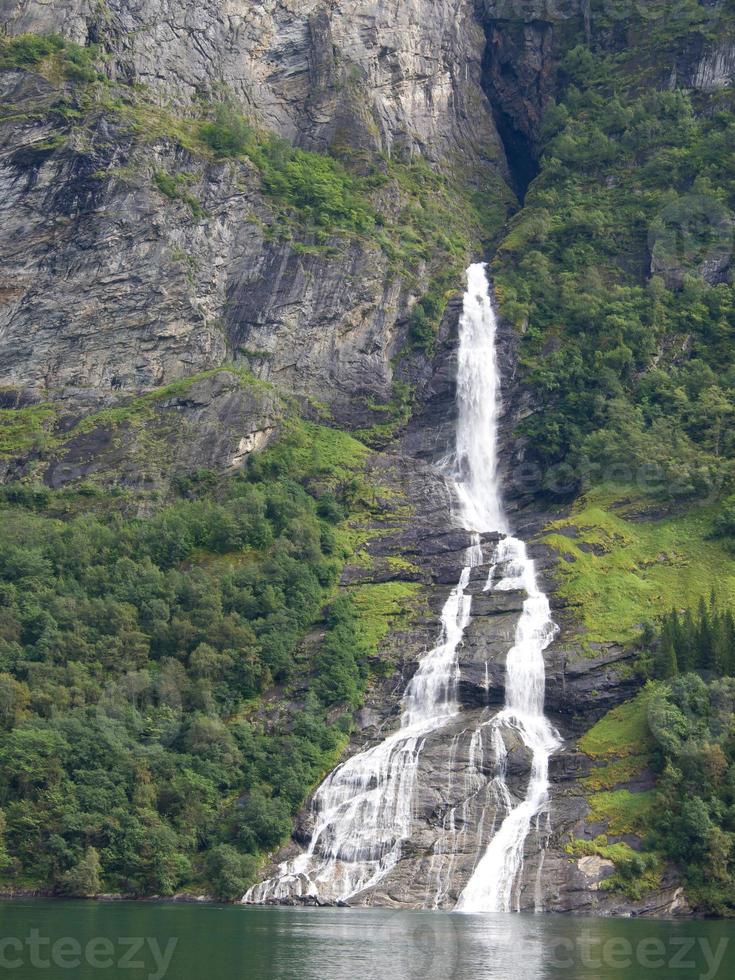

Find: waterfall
[244,262,560,910]
[452,265,561,913]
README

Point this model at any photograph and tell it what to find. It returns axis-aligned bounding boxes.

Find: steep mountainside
[0,0,511,423]
[0,0,734,913]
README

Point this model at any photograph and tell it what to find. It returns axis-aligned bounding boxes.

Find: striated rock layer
[0,0,511,422]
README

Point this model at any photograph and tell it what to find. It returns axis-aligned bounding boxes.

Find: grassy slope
[578,690,656,831]
[544,486,735,900]
[567,690,663,899]
[543,487,735,646]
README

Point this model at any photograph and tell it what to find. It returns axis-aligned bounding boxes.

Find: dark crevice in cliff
[478,16,558,202]
[491,107,539,202]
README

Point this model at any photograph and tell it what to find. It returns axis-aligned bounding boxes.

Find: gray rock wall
[0,0,502,167]
[0,0,513,422]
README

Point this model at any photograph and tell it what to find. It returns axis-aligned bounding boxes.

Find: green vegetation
[578,690,653,759]
[0,33,101,83]
[199,103,253,158]
[586,788,656,837]
[647,596,735,679]
[256,141,375,235]
[349,581,421,655]
[68,367,266,437]
[152,170,204,218]
[205,844,257,902]
[647,675,735,915]
[578,679,735,913]
[565,837,662,901]
[0,403,57,458]
[0,410,414,898]
[406,268,460,352]
[353,382,415,449]
[383,158,504,267]
[198,103,376,234]
[543,487,735,645]
[574,689,661,900]
[494,5,735,500]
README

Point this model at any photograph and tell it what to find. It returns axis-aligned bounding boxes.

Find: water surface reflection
[0,901,732,980]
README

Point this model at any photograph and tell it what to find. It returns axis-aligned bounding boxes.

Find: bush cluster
[494,29,735,500]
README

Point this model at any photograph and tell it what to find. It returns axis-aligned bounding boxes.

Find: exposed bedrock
[257,511,683,913]
[0,0,517,424]
[1,0,504,166]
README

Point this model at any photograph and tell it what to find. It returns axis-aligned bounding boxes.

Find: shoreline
[0,888,219,905]
[0,889,705,920]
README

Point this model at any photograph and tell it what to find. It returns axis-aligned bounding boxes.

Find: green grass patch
[0,403,57,458]
[292,424,369,480]
[0,33,102,84]
[118,102,209,157]
[544,486,735,645]
[153,170,204,218]
[353,382,415,449]
[566,835,640,864]
[70,367,268,435]
[579,688,655,759]
[251,417,369,494]
[582,755,650,793]
[587,789,656,837]
[579,690,656,791]
[350,581,421,655]
[565,835,663,900]
[385,556,421,576]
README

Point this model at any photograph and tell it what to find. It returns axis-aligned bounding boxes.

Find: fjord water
[2,900,733,980]
[247,263,560,908]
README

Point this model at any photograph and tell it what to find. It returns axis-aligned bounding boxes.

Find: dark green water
[0,900,733,980]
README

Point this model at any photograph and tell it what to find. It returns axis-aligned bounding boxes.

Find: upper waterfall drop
[452,263,508,536]
[243,262,560,911]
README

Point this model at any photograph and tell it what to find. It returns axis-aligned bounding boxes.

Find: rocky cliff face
[0,0,512,424]
[0,85,405,420]
[2,0,501,165]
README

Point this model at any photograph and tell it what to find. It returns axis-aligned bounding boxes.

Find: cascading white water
[451,265,561,913]
[454,535,561,913]
[244,262,560,910]
[244,541,482,904]
[452,263,508,535]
